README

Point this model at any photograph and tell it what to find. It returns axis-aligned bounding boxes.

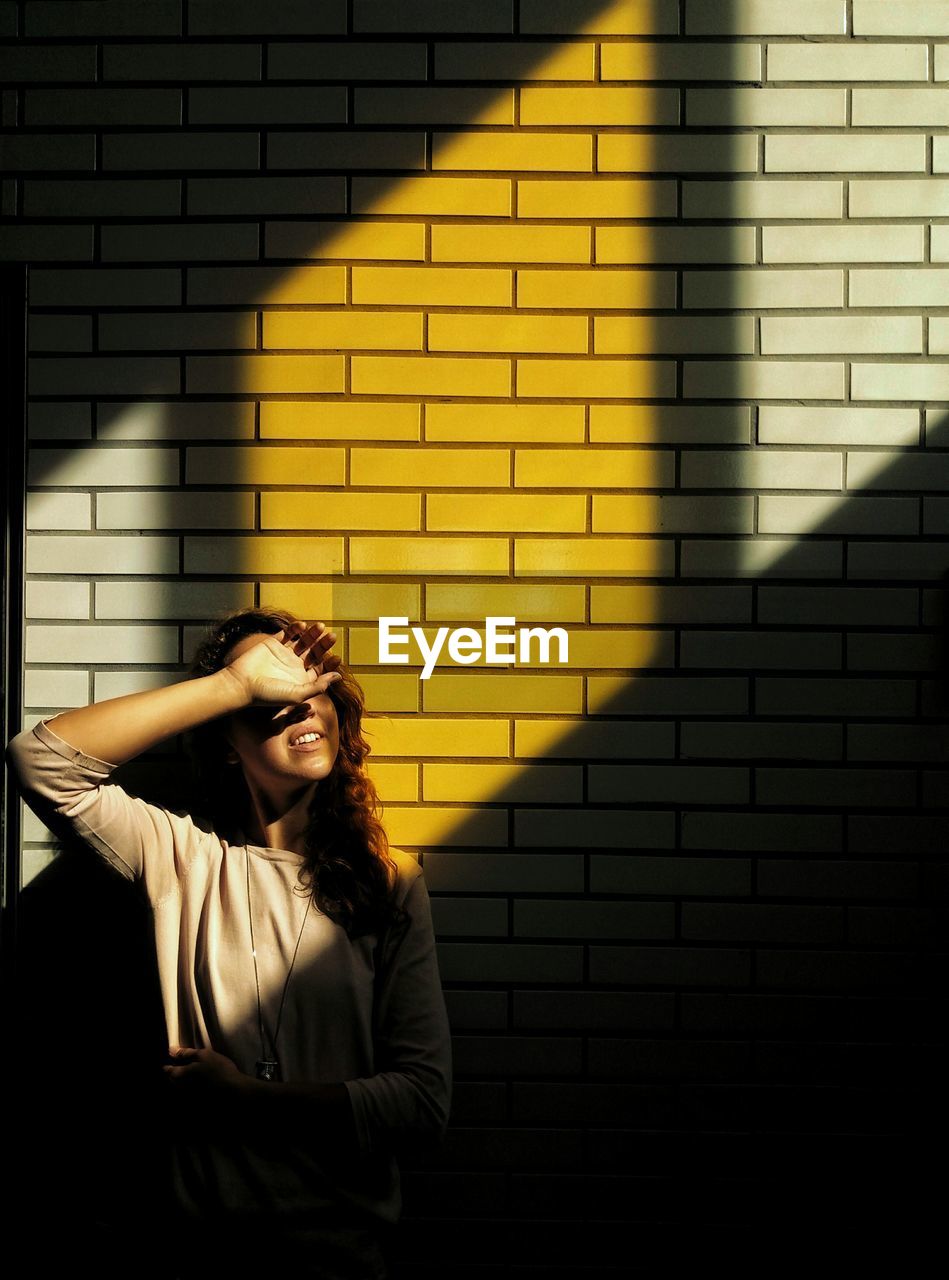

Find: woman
[4,606,453,1278]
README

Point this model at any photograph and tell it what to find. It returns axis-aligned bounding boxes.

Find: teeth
[291,732,321,746]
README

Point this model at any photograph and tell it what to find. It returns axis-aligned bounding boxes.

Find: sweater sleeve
[4,716,209,907]
[343,866,453,1159]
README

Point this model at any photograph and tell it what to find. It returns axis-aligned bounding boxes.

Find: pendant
[255,1057,282,1082]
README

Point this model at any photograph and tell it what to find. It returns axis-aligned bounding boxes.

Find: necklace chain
[244,846,311,1080]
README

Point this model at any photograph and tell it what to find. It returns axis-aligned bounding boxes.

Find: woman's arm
[26,617,339,767]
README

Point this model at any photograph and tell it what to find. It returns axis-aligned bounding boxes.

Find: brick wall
[4,0,948,1270]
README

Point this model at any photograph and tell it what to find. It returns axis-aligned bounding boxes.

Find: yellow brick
[591,494,662,532]
[516,719,665,758]
[423,763,580,803]
[520,87,677,126]
[595,315,755,354]
[431,224,590,264]
[596,224,757,264]
[591,584,670,623]
[382,806,507,847]
[518,178,675,218]
[516,358,674,399]
[432,130,592,172]
[351,356,511,398]
[261,402,420,441]
[353,266,511,306]
[187,355,344,395]
[423,675,582,714]
[515,448,670,489]
[356,674,420,713]
[365,717,508,757]
[426,403,585,442]
[351,537,509,575]
[264,311,424,352]
[353,176,511,217]
[435,41,596,82]
[352,447,509,487]
[557,628,662,669]
[517,268,674,309]
[187,446,346,486]
[185,536,344,576]
[601,40,761,80]
[265,221,425,261]
[365,762,418,801]
[599,132,759,174]
[426,583,586,622]
[427,492,585,532]
[429,313,588,354]
[274,582,420,623]
[590,404,751,444]
[355,87,515,127]
[261,492,420,531]
[515,539,672,577]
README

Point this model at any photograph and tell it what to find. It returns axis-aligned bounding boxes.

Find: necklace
[244,846,311,1082]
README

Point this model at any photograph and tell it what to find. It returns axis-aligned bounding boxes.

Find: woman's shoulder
[387,846,425,900]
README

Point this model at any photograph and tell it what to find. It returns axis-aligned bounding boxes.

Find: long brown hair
[182,605,407,940]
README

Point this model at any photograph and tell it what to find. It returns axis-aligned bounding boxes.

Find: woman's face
[220,631,341,797]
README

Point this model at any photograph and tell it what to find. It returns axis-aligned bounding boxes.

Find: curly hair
[182,604,407,941]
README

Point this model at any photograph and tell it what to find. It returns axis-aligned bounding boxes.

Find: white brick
[24,669,90,709]
[852,363,949,402]
[682,538,840,577]
[95,580,254,619]
[849,451,949,490]
[760,316,922,355]
[927,320,949,355]
[28,402,92,440]
[94,670,189,700]
[26,624,178,664]
[684,361,845,400]
[762,224,923,263]
[684,269,843,309]
[681,451,843,490]
[930,139,949,173]
[854,1,949,35]
[936,47,949,80]
[853,89,949,126]
[850,269,949,307]
[26,446,179,488]
[26,580,90,619]
[759,407,919,446]
[96,491,255,530]
[25,535,178,575]
[97,400,255,441]
[758,495,916,536]
[686,1,846,35]
[26,491,92,530]
[683,180,843,219]
[928,226,949,262]
[850,181,949,217]
[765,134,925,173]
[767,43,927,81]
[687,88,846,126]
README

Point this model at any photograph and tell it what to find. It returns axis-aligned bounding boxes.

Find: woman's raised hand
[223,621,342,708]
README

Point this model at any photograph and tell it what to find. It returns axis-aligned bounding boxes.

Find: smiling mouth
[289,732,324,750]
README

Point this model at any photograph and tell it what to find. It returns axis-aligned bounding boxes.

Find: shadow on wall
[14,4,949,1272]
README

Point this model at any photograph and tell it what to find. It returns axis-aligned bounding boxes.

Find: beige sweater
[5,716,452,1264]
